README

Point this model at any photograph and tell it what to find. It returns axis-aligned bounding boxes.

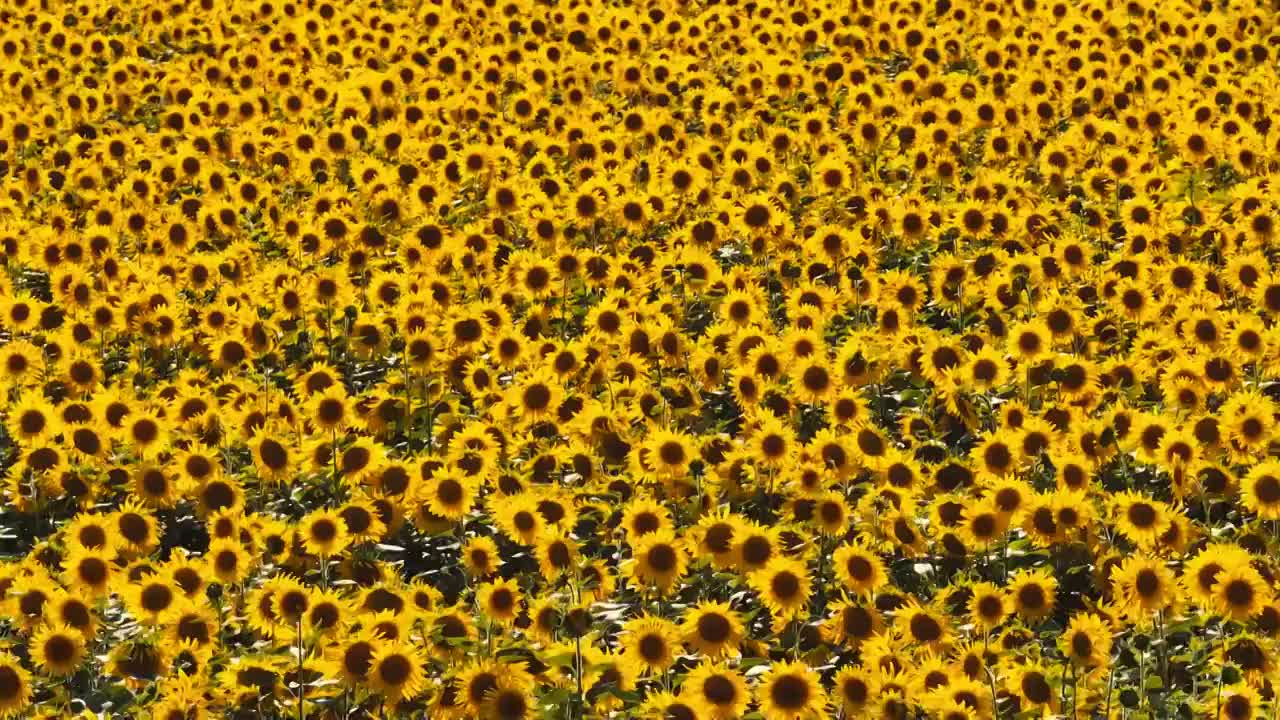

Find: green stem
[1138,643,1146,712]
[297,618,305,720]
[1216,625,1227,720]
[425,374,436,455]
[1104,660,1115,719]
[330,428,340,505]
[986,664,1002,720]
[574,634,585,720]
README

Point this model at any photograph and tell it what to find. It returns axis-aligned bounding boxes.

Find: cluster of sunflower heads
[4,0,1280,718]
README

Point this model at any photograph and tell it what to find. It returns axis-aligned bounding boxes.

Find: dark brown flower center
[378,654,412,685]
[770,674,810,709]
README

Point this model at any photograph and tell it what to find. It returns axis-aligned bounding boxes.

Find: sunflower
[62,352,102,394]
[1007,568,1057,624]
[477,578,522,627]
[1112,491,1169,547]
[756,660,828,720]
[246,579,287,638]
[628,530,687,595]
[327,628,384,688]
[930,676,992,717]
[638,690,702,720]
[620,614,680,675]
[1021,493,1060,548]
[270,578,312,627]
[150,692,209,720]
[171,438,221,486]
[162,553,208,601]
[680,601,744,659]
[1217,632,1274,682]
[112,501,159,554]
[621,496,673,539]
[809,492,851,536]
[2,0,1279,711]
[123,575,179,624]
[29,624,85,677]
[734,522,780,573]
[1220,389,1275,451]
[831,666,873,716]
[987,477,1033,520]
[493,495,544,546]
[306,589,349,636]
[959,499,1008,549]
[1241,462,1280,520]
[6,393,58,444]
[455,659,513,715]
[1110,555,1177,621]
[49,591,98,638]
[1218,684,1262,720]
[585,646,641,712]
[1213,565,1272,621]
[828,384,871,427]
[195,477,245,518]
[750,557,812,624]
[220,656,283,709]
[646,429,697,478]
[684,661,750,720]
[165,602,219,656]
[367,641,426,702]
[824,598,882,647]
[63,513,113,553]
[971,432,1018,480]
[968,582,1009,631]
[963,346,1009,391]
[423,674,467,719]
[508,370,563,424]
[883,510,928,556]
[459,536,501,578]
[1183,543,1254,608]
[1007,320,1051,362]
[534,529,579,579]
[337,436,385,484]
[426,604,478,659]
[484,681,537,720]
[1007,661,1057,713]
[61,548,114,597]
[1061,612,1113,667]
[206,538,252,584]
[419,467,477,521]
[107,637,169,689]
[832,542,888,596]
[306,386,353,433]
[0,654,32,717]
[791,355,837,404]
[909,654,954,699]
[509,591,555,635]
[300,509,351,557]
[336,497,387,544]
[131,462,180,507]
[292,363,340,399]
[124,410,169,457]
[896,599,952,651]
[747,418,796,469]
[249,430,296,483]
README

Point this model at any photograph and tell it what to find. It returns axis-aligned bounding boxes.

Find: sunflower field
[4,0,1280,717]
